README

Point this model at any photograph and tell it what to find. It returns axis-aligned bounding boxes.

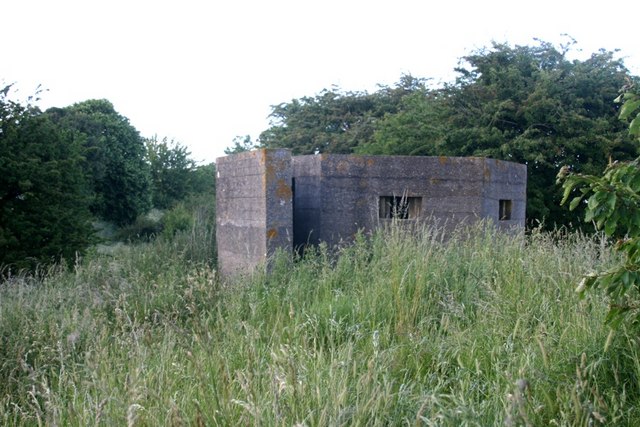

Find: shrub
[116,210,163,242]
[161,204,193,238]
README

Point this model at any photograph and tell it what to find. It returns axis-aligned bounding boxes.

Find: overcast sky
[4,0,639,164]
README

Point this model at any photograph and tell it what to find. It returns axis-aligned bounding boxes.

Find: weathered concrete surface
[291,154,527,248]
[481,158,527,230]
[216,149,292,278]
[217,150,526,277]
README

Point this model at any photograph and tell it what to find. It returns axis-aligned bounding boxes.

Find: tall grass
[1,223,639,425]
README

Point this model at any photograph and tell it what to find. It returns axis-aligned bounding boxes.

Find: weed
[1,224,639,424]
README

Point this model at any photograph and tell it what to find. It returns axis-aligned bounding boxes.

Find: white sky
[4,0,639,164]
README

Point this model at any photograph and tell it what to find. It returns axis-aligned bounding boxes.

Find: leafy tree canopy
[438,41,637,226]
[46,100,151,225]
[259,75,429,154]
[558,81,640,328]
[224,135,257,155]
[189,162,216,197]
[145,136,198,209]
[0,85,94,270]
[258,40,638,228]
[356,88,446,156]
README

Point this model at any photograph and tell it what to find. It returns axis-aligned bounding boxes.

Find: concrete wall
[216,149,292,277]
[217,150,526,277]
[264,150,294,259]
[291,155,527,248]
[481,158,528,230]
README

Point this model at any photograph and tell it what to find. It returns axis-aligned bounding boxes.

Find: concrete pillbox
[216,150,526,278]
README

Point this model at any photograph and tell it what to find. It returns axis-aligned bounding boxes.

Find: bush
[116,210,163,242]
[161,204,193,238]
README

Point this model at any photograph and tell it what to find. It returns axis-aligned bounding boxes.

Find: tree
[368,49,620,224]
[257,41,637,227]
[260,75,427,154]
[0,85,94,270]
[46,100,151,225]
[558,80,640,327]
[431,41,636,227]
[145,136,196,209]
[189,162,216,196]
[224,135,257,155]
[356,88,446,156]
[616,78,640,139]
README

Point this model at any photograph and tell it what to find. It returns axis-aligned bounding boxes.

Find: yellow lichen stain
[265,162,277,183]
[353,156,366,167]
[336,160,349,173]
[267,228,278,239]
[484,166,491,180]
[366,158,375,167]
[275,178,292,200]
[438,156,448,165]
[430,178,440,185]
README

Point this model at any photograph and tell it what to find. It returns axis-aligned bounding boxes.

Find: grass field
[2,223,639,426]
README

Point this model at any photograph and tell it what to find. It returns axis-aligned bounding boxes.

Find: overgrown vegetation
[45,99,152,226]
[2,224,639,425]
[0,86,95,269]
[558,82,640,327]
[0,86,215,271]
[258,40,639,228]
[4,37,640,424]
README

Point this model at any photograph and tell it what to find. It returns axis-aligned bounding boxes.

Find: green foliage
[559,83,640,327]
[167,192,217,266]
[115,210,164,242]
[45,100,151,225]
[260,41,638,228]
[114,194,215,264]
[189,162,216,196]
[437,41,637,227]
[356,89,446,156]
[145,135,215,213]
[0,86,94,270]
[3,225,640,424]
[260,75,428,154]
[224,134,257,154]
[0,87,214,269]
[616,82,640,138]
[145,136,196,209]
[161,203,193,237]
[559,160,640,322]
